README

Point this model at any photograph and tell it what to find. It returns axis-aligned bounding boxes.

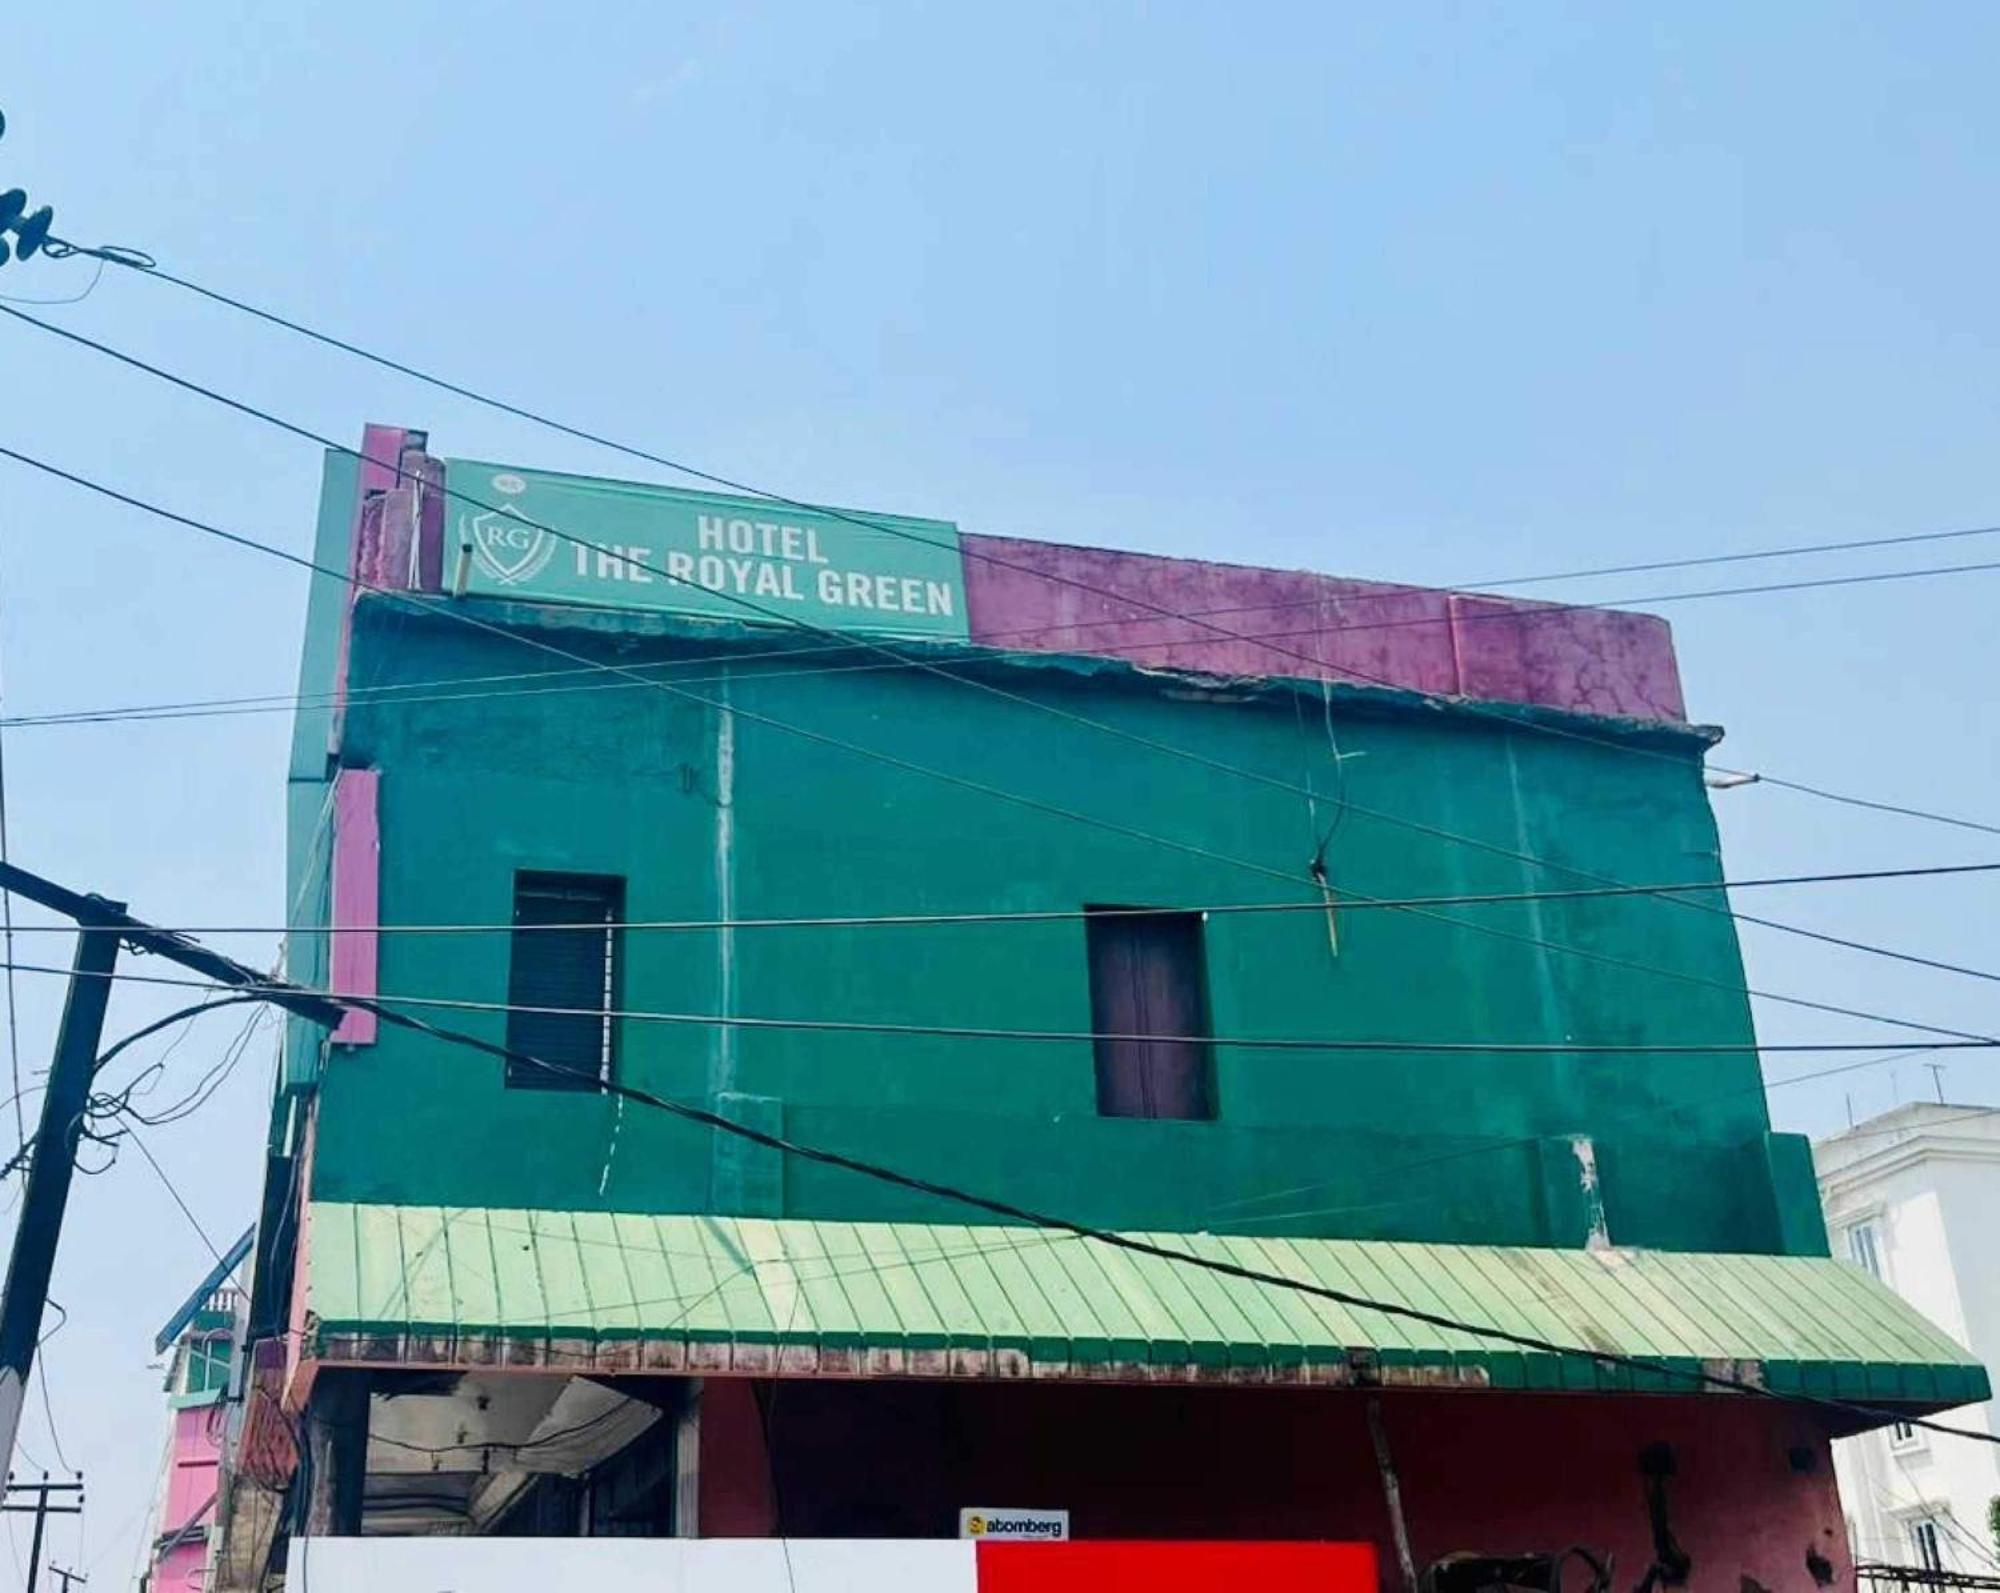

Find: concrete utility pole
[2,1474,84,1593]
[0,912,118,1480]
[0,861,347,1481]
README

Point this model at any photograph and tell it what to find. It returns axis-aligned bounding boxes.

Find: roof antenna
[1926,1063,1946,1104]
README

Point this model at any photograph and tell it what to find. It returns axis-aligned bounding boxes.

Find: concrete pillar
[694,1378,779,1536]
[304,1370,369,1537]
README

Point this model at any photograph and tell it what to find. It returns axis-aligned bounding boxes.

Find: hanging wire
[0,538,26,1165]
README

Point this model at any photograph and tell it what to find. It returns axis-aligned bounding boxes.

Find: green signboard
[446,459,969,639]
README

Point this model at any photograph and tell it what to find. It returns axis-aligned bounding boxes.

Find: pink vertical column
[329,424,413,759]
[329,768,380,1046]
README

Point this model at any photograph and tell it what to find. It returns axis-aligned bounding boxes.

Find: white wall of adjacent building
[1816,1103,2000,1573]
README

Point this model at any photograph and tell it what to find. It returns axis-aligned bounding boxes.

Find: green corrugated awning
[304,1202,1987,1410]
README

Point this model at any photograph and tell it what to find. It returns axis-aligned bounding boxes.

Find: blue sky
[6,0,2000,1576]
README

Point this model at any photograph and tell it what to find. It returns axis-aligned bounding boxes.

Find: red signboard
[976,1540,1377,1593]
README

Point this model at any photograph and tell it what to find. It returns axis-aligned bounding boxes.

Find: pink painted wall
[329,767,380,1046]
[154,1541,208,1593]
[331,424,415,759]
[164,1404,221,1523]
[1449,594,1688,723]
[151,1402,223,1593]
[360,433,442,594]
[700,1379,1844,1591]
[359,429,1689,726]
[962,535,1687,724]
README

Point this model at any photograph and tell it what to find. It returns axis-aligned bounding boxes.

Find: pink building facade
[144,1247,247,1593]
[151,1402,225,1593]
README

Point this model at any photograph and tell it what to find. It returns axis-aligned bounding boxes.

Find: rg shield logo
[464,474,553,587]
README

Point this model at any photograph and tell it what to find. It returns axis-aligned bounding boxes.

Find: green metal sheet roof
[305,1202,1987,1408]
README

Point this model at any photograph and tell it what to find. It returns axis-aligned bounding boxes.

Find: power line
[33,1367,69,1476]
[14,293,2000,1033]
[0,852,1984,1451]
[18,653,1998,1002]
[293,991,2000,1054]
[222,602,1995,998]
[100,255,2000,614]
[0,576,1763,734]
[49,957,2000,1448]
[136,1066,1878,1346]
[101,1005,268,1129]
[1746,775,2000,843]
[1867,1468,2000,1574]
[0,953,1996,1056]
[49,264,2000,852]
[1,446,1991,1053]
[15,555,2000,733]
[32,1300,73,1477]
[8,300,1776,796]
[287,1029,1943,1245]
[113,1123,222,1264]
[0,998,270,1186]
[0,318,1984,1050]
[0,441,1317,890]
[313,965,2000,1447]
[0,547,25,1163]
[23,909,1969,1375]
[8,303,2000,998]
[22,284,2000,1012]
[1457,524,2000,593]
[0,859,1980,940]
[90,995,268,1079]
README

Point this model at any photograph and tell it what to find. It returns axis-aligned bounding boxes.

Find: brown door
[1086,910,1214,1120]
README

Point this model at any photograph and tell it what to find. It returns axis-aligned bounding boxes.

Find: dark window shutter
[505,872,624,1090]
[1086,909,1214,1120]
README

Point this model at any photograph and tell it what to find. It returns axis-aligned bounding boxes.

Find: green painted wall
[279,449,358,1102]
[299,596,1824,1257]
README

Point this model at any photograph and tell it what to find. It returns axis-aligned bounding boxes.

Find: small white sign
[299,1538,979,1593]
[959,1507,1070,1542]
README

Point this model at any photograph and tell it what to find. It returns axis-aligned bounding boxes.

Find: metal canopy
[153,1223,255,1354]
[305,1202,1987,1408]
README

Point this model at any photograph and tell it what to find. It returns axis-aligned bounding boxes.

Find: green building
[214,425,1980,1592]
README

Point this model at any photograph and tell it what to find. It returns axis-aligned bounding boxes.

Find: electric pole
[0,860,345,1483]
[3,1474,84,1593]
[0,911,119,1480]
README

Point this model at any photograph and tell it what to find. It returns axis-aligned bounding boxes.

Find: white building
[1816,1102,2000,1573]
